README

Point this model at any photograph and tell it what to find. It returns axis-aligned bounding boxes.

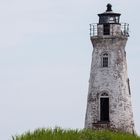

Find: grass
[12,127,140,140]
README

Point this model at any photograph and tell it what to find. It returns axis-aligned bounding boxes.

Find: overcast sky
[0,0,140,139]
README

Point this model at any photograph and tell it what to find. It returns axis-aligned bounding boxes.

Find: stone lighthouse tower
[85,4,135,134]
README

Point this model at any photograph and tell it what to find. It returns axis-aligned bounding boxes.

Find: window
[127,78,131,95]
[115,16,119,23]
[103,24,110,35]
[101,93,108,96]
[109,17,114,23]
[102,53,109,67]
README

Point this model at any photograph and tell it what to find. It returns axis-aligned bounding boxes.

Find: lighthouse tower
[85,4,135,133]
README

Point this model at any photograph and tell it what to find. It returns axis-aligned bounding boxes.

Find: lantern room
[98,4,121,24]
[89,4,129,37]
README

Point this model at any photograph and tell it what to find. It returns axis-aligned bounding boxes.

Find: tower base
[86,122,136,135]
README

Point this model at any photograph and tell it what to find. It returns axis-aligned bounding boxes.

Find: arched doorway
[100,93,109,122]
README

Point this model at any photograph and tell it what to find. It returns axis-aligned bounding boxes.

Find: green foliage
[12,128,140,140]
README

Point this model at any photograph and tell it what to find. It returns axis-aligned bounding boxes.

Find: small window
[101,93,109,96]
[102,53,108,67]
[103,24,110,35]
[115,16,119,23]
[127,78,131,95]
[109,17,114,23]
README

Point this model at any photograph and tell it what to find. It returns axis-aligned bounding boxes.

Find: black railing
[90,23,129,37]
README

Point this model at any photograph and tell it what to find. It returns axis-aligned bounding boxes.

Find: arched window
[101,93,109,96]
[102,53,109,67]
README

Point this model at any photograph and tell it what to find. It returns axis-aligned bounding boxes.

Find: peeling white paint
[85,24,135,134]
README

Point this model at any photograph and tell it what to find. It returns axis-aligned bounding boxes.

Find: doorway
[103,24,110,35]
[100,97,109,122]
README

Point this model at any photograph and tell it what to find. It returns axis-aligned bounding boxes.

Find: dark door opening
[103,24,110,35]
[100,98,109,122]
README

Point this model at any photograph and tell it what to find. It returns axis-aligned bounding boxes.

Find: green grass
[12,127,140,140]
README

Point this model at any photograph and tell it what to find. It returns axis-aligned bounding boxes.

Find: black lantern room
[98,4,121,24]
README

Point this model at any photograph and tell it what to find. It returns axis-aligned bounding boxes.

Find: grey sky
[0,0,139,139]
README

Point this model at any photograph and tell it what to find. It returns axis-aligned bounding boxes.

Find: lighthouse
[85,4,135,134]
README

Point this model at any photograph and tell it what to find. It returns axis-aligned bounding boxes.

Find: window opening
[100,98,109,122]
[103,24,110,35]
[101,93,108,96]
[102,53,109,67]
[109,17,114,23]
[100,93,109,122]
[127,78,131,95]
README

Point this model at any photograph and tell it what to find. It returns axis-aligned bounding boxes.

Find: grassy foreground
[12,128,140,140]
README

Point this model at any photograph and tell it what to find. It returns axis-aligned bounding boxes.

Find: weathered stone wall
[98,24,122,36]
[85,35,135,134]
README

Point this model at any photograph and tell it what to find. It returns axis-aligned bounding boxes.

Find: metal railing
[90,23,97,37]
[121,23,129,37]
[90,23,129,37]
